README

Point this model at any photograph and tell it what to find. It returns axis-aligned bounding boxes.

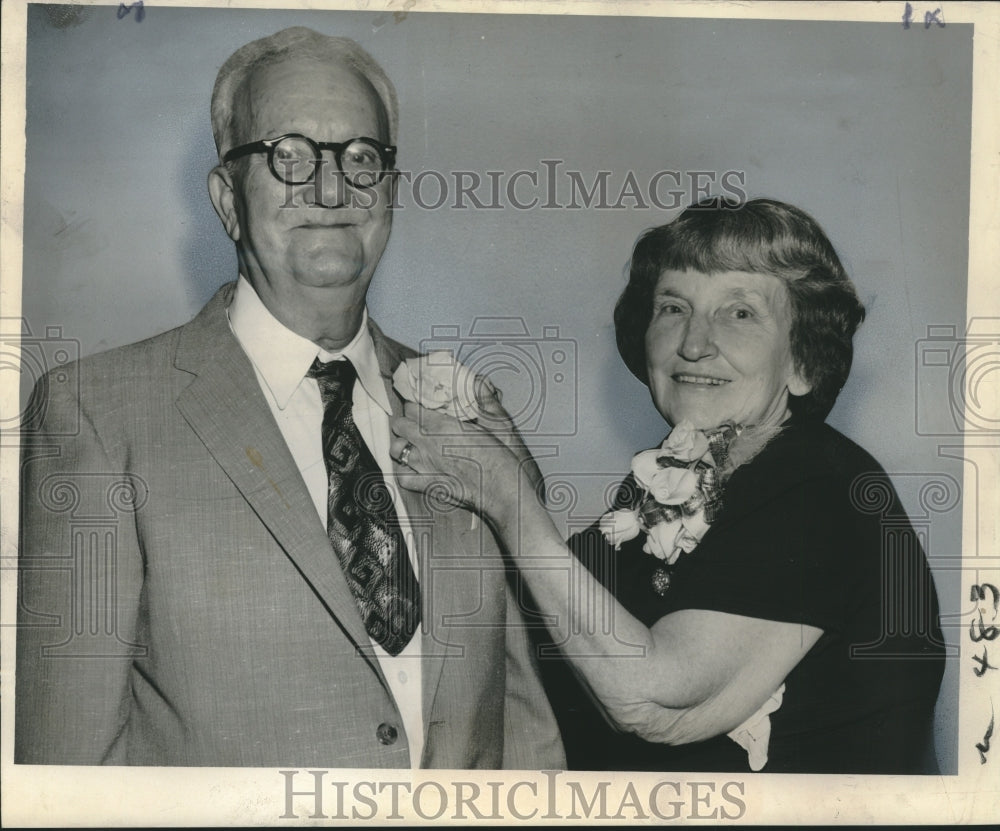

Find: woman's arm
[392,405,822,745]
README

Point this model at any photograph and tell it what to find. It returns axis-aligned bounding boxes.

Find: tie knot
[308,357,358,404]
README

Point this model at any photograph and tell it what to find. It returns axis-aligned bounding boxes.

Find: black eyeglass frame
[222,133,397,188]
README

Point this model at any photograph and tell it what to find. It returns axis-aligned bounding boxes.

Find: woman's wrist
[479,458,528,527]
[486,466,560,558]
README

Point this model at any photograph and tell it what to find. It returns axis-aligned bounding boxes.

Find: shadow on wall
[179,111,238,309]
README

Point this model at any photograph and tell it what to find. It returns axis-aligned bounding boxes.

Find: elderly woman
[391,198,945,773]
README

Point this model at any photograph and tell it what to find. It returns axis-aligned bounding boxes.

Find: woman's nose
[678,314,718,361]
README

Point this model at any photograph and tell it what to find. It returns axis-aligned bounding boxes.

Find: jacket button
[376,723,398,745]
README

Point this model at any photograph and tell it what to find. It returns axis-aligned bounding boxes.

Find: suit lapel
[172,284,380,669]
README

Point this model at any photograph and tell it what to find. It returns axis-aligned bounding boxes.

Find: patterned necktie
[308,357,420,656]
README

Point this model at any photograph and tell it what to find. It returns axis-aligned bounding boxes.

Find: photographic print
[2,0,997,825]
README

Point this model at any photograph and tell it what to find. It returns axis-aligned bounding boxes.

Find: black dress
[534,420,946,773]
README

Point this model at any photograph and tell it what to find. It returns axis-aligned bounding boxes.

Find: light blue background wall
[20,5,971,772]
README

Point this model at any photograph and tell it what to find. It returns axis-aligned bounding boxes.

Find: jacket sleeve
[15,366,145,764]
[500,575,566,770]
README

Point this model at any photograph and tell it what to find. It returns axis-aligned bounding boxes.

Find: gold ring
[399,441,414,467]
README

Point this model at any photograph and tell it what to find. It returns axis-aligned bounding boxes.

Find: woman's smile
[671,373,730,387]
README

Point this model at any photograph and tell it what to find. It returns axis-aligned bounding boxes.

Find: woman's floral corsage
[599,420,737,584]
[392,351,495,421]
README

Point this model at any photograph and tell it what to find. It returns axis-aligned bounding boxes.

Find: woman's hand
[389,402,535,528]
[466,381,546,497]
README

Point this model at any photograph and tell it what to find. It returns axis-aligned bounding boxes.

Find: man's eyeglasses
[223,134,397,188]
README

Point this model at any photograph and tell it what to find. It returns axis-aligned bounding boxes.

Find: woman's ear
[208,165,240,242]
[788,368,813,397]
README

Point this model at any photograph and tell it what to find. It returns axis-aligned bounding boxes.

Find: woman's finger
[474,389,517,430]
[389,414,413,435]
[474,377,507,418]
[390,412,420,442]
[389,435,416,466]
[388,428,481,508]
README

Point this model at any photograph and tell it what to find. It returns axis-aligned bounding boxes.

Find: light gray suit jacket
[15,282,565,768]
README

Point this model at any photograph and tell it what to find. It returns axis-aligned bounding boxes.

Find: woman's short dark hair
[614,197,866,422]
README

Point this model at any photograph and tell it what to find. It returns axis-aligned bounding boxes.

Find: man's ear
[208,165,240,242]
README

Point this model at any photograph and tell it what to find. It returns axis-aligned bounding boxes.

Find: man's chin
[289,256,370,290]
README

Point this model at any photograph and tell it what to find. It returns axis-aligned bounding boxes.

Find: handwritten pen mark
[975,708,993,765]
[971,609,1000,643]
[246,447,291,509]
[972,647,998,678]
[901,3,945,30]
[117,2,146,22]
[972,583,1000,620]
[924,8,945,28]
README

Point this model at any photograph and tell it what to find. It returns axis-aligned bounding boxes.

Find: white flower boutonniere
[392,351,494,421]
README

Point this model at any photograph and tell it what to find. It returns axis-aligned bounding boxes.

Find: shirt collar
[227,275,392,415]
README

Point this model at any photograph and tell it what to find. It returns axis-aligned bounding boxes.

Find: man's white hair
[210,27,399,160]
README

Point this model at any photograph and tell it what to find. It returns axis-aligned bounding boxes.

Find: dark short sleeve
[571,422,916,636]
[643,419,914,637]
[659,470,864,633]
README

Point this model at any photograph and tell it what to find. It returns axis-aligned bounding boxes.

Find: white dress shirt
[227,276,424,765]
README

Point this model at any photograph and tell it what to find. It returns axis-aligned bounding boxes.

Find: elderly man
[16,27,564,769]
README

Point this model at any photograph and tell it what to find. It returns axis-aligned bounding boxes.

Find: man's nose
[678,314,718,361]
[309,159,349,208]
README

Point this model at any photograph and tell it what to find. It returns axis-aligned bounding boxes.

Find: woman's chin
[658,406,731,431]
[664,415,726,431]
[657,400,792,432]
